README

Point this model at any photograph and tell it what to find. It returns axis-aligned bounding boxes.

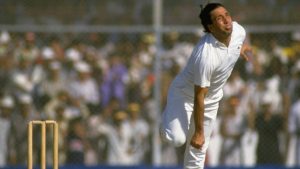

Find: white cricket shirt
[172,22,246,112]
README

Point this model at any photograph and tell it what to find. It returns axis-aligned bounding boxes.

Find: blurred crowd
[0,29,299,168]
[0,31,159,167]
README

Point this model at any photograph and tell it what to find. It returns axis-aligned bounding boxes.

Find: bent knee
[172,134,186,147]
[160,126,186,147]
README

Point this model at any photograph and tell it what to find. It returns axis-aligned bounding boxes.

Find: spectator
[44,90,90,120]
[53,105,69,165]
[288,60,300,104]
[223,70,246,99]
[0,31,11,56]
[44,90,71,119]
[0,95,14,167]
[100,54,128,108]
[288,87,300,166]
[127,102,150,164]
[10,94,40,165]
[69,61,100,114]
[86,101,118,165]
[39,61,66,99]
[62,48,82,80]
[14,32,39,63]
[66,117,89,164]
[12,58,35,97]
[252,94,286,165]
[219,95,247,166]
[105,110,133,165]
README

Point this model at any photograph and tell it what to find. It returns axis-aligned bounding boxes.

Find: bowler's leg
[184,114,216,169]
[160,91,193,147]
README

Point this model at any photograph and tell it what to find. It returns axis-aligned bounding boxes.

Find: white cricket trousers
[160,84,218,169]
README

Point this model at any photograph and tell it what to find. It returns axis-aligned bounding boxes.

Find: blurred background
[0,0,300,168]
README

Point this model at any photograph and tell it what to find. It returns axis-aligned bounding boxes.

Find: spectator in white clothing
[69,61,100,114]
[288,87,300,166]
[219,95,247,166]
[106,110,133,165]
[223,70,246,98]
[0,96,14,167]
[39,61,66,100]
[127,103,150,164]
[10,94,40,166]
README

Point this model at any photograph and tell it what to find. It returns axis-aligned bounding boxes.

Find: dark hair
[199,3,224,33]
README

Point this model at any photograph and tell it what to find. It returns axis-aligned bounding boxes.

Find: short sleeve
[233,21,246,42]
[193,54,214,87]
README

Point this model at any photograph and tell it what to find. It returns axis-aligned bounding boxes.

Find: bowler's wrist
[194,129,204,135]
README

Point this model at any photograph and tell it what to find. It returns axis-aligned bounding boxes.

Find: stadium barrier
[1,165,297,169]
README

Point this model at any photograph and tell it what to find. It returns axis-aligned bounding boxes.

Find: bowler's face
[209,6,232,37]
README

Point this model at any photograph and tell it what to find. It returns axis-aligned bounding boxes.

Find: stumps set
[28,120,59,169]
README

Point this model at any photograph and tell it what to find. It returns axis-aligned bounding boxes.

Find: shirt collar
[209,34,227,48]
